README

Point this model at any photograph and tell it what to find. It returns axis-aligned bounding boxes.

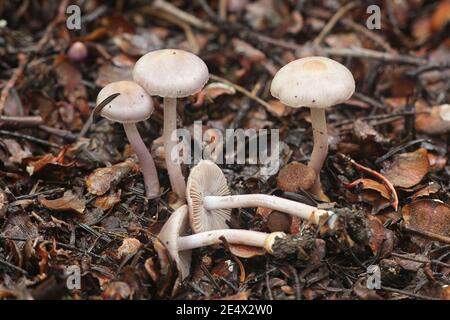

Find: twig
[145,0,216,31]
[0,0,69,115]
[313,1,360,46]
[0,53,27,114]
[0,129,61,149]
[380,286,440,300]
[0,257,29,276]
[374,139,430,165]
[210,74,272,111]
[403,225,450,245]
[391,252,450,269]
[0,115,43,128]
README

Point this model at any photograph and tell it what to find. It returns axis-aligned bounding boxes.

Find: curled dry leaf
[382,148,430,188]
[93,191,121,210]
[232,38,266,63]
[427,152,448,172]
[346,178,392,213]
[411,182,441,201]
[229,244,265,258]
[117,237,142,259]
[402,199,450,246]
[26,147,74,176]
[265,99,291,118]
[39,190,86,214]
[86,158,137,196]
[194,82,236,106]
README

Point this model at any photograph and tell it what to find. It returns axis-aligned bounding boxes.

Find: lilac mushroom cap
[133,49,209,98]
[96,81,154,123]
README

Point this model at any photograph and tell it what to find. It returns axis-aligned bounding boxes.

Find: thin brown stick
[313,1,360,46]
[403,225,450,245]
[209,74,272,111]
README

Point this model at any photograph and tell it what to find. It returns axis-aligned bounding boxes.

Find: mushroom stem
[309,108,329,196]
[163,97,186,203]
[177,229,269,251]
[203,194,336,228]
[123,123,160,198]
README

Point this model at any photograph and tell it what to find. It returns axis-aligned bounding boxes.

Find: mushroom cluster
[94,51,354,282]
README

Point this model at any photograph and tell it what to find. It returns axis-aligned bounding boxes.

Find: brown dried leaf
[229,244,265,258]
[411,182,441,201]
[431,0,450,32]
[93,191,121,210]
[382,148,429,188]
[264,99,291,118]
[86,159,136,196]
[26,147,74,176]
[415,104,450,135]
[102,281,132,300]
[39,190,85,214]
[0,189,7,218]
[117,238,142,259]
[368,217,394,258]
[402,200,450,246]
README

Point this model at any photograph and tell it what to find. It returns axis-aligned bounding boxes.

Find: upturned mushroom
[133,49,209,205]
[186,160,337,234]
[271,56,355,198]
[158,204,286,280]
[97,81,160,198]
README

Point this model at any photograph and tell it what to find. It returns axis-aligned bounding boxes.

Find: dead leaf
[117,238,142,259]
[1,212,39,250]
[26,147,74,176]
[0,189,7,218]
[411,182,441,201]
[39,190,86,214]
[382,148,429,188]
[368,216,394,258]
[264,99,291,118]
[431,0,450,32]
[402,200,450,246]
[3,139,32,164]
[229,244,265,258]
[102,281,132,300]
[267,211,292,233]
[194,82,236,106]
[232,38,266,63]
[416,104,450,135]
[86,159,137,196]
[93,191,121,210]
[427,152,448,172]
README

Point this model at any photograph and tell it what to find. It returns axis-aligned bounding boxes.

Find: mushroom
[187,160,337,234]
[277,161,316,193]
[97,81,160,198]
[133,49,209,205]
[271,56,355,198]
[158,204,286,280]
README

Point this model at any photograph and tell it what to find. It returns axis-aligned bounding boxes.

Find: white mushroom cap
[96,81,154,123]
[133,49,209,98]
[186,160,231,233]
[158,205,192,280]
[270,56,355,108]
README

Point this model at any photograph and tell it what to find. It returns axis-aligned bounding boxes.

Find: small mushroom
[186,160,337,234]
[97,81,160,198]
[271,56,355,198]
[277,161,316,192]
[158,205,286,280]
[133,49,209,205]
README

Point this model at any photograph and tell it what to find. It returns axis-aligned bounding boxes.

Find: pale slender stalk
[203,194,335,227]
[309,108,329,196]
[177,229,268,251]
[163,97,186,203]
[123,123,160,198]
